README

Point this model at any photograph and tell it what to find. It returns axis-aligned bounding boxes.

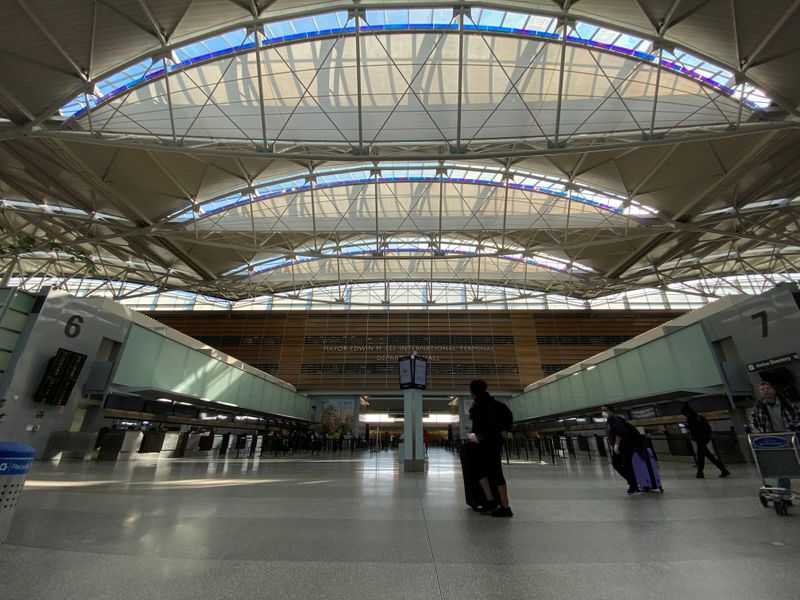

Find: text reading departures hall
[1,1,799,598]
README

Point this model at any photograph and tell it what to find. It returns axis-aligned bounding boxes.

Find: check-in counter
[139,431,165,454]
[556,436,568,458]
[117,431,144,461]
[185,433,203,454]
[97,430,143,461]
[209,434,223,458]
[595,434,608,457]
[193,433,222,458]
[43,432,96,461]
[234,434,252,458]
[96,431,125,461]
[218,433,231,456]
[161,431,183,458]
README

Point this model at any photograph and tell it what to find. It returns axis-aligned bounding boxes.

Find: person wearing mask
[749,381,799,499]
[680,403,730,479]
[601,405,642,495]
[468,379,514,517]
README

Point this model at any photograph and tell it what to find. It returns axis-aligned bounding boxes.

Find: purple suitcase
[632,447,663,492]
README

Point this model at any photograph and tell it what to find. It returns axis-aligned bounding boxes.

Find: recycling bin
[0,441,35,544]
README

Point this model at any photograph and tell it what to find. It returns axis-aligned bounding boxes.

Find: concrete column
[403,388,424,471]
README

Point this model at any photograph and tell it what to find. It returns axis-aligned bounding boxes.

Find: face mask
[601,411,609,418]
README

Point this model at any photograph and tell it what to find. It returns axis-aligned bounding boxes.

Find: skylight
[57,7,771,119]
[166,163,644,224]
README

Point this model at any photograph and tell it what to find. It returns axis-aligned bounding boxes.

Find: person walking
[749,381,799,500]
[680,403,730,479]
[468,379,514,517]
[601,405,643,495]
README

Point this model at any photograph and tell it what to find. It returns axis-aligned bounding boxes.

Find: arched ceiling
[0,1,799,302]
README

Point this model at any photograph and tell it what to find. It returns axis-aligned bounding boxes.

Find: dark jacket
[469,394,510,441]
[607,414,644,447]
[685,414,712,443]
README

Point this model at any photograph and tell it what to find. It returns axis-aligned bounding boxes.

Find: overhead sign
[399,357,413,388]
[399,355,428,390]
[413,356,428,389]
[746,352,799,372]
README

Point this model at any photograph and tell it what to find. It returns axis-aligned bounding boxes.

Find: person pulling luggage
[601,405,643,495]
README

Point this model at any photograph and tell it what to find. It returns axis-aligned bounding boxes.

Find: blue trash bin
[0,442,35,544]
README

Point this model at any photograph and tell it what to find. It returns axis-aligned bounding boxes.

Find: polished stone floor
[1,448,798,600]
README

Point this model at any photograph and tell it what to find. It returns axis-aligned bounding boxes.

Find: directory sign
[413,356,428,389]
[399,355,428,389]
[399,357,413,389]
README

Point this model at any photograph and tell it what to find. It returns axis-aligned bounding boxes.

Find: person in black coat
[468,380,513,517]
[680,403,730,479]
[601,405,643,495]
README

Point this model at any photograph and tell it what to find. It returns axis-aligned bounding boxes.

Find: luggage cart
[748,433,800,516]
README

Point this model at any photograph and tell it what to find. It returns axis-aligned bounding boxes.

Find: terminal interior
[0,1,800,598]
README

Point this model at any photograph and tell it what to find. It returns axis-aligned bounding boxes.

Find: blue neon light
[169,171,625,224]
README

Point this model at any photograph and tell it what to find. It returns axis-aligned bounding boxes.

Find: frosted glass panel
[114,324,309,418]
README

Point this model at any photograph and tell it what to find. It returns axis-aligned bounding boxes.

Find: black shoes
[696,473,705,479]
[474,499,499,513]
[490,506,513,518]
[719,470,731,478]
[627,486,642,495]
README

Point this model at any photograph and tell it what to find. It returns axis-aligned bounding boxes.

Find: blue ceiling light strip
[59,7,770,119]
[228,239,592,279]
[168,168,629,224]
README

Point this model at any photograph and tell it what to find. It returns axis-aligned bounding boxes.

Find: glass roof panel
[59,8,769,121]
[165,163,636,225]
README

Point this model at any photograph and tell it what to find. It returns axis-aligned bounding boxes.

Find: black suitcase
[459,442,497,508]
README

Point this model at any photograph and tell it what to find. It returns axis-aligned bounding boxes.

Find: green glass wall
[113,324,310,419]
[512,324,723,421]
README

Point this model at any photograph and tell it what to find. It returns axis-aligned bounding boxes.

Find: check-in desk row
[97,431,263,460]
[43,430,269,461]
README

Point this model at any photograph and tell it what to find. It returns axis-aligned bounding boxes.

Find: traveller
[680,403,730,479]
[749,381,799,498]
[468,379,514,517]
[600,405,643,495]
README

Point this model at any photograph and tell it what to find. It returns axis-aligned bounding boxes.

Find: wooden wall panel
[146,310,682,392]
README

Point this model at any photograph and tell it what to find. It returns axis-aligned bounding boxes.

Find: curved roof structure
[0,1,799,304]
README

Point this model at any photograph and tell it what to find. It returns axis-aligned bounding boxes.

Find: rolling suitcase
[632,446,663,492]
[459,442,498,508]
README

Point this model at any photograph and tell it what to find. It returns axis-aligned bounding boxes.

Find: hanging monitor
[399,356,413,389]
[398,355,428,390]
[413,356,428,389]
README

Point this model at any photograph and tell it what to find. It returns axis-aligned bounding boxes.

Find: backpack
[698,415,713,439]
[492,400,514,432]
[622,420,646,446]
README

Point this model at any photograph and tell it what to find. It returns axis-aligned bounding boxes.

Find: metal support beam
[254,27,269,150]
[354,9,364,154]
[742,0,800,70]
[15,0,88,80]
[455,7,466,152]
[553,17,571,147]
[18,121,798,162]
